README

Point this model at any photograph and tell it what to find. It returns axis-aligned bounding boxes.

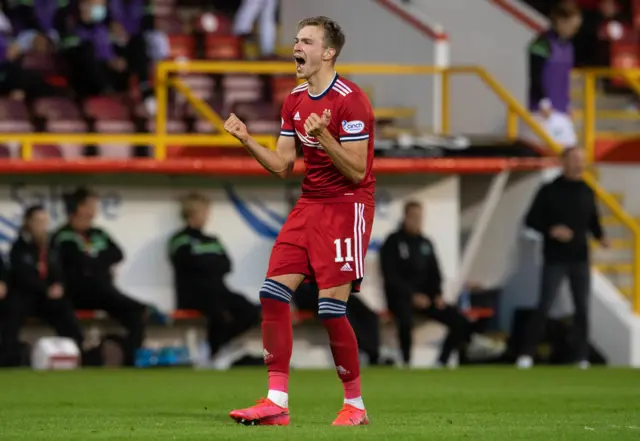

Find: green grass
[0,367,639,440]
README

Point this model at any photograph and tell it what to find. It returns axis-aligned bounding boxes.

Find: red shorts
[267,200,375,291]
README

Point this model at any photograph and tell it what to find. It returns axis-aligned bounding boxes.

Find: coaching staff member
[168,192,260,366]
[381,201,471,367]
[0,205,84,366]
[517,147,608,369]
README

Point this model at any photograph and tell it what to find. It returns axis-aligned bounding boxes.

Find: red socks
[319,298,362,399]
[259,280,294,394]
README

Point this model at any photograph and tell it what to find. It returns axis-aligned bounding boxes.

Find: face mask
[90,5,107,22]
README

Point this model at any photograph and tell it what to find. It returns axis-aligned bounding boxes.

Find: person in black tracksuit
[0,205,84,367]
[168,192,260,360]
[517,148,608,367]
[381,201,471,367]
[50,188,148,366]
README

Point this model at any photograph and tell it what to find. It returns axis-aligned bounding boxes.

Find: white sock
[267,390,288,408]
[344,396,365,410]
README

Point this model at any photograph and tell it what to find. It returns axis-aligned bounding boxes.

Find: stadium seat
[204,35,243,60]
[271,76,300,105]
[222,75,264,107]
[0,98,34,157]
[94,120,136,158]
[168,35,196,60]
[32,145,63,158]
[232,101,280,134]
[44,120,89,158]
[178,74,216,101]
[33,97,82,121]
[155,16,183,34]
[83,96,131,120]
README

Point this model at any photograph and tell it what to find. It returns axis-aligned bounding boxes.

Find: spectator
[380,201,502,367]
[3,0,65,53]
[56,0,129,99]
[233,0,278,59]
[51,187,152,366]
[168,192,261,369]
[0,205,84,367]
[516,147,608,369]
[107,0,168,114]
[0,9,58,101]
[522,3,582,149]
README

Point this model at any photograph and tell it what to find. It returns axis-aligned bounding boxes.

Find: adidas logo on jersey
[340,262,353,272]
[294,111,301,120]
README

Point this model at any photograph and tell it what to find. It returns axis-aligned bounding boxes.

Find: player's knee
[259,279,293,304]
[318,297,347,320]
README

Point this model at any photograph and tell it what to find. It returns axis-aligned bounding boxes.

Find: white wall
[0,175,460,313]
[279,0,439,130]
[598,165,640,215]
[410,0,538,134]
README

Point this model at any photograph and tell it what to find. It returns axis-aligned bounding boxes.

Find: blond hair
[180,192,210,220]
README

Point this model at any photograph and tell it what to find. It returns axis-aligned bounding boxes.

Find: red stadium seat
[155,16,183,34]
[32,145,63,158]
[168,35,195,60]
[94,120,136,158]
[22,52,56,73]
[83,96,131,120]
[222,75,264,107]
[45,120,89,158]
[271,76,300,105]
[33,97,82,120]
[0,99,33,157]
[204,35,243,60]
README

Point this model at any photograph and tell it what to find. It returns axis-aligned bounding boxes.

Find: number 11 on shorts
[334,238,354,263]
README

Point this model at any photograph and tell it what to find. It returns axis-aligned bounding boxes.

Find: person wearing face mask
[168,192,261,369]
[50,187,158,366]
[516,148,609,370]
[0,205,84,367]
[56,0,128,99]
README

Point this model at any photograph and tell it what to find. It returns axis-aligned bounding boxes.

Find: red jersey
[280,73,376,205]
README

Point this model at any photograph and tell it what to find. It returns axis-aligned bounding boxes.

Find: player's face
[293,25,329,79]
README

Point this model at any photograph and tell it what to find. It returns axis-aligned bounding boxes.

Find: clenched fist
[224,113,249,143]
[304,109,331,137]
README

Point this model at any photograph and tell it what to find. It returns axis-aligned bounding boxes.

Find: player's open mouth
[294,56,306,68]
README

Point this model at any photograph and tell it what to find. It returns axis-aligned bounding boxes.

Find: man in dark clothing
[516,147,608,369]
[51,187,149,366]
[524,3,582,148]
[168,192,260,368]
[56,0,128,99]
[381,201,472,367]
[0,205,84,367]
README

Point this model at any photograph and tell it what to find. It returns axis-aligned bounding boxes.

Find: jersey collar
[308,72,338,100]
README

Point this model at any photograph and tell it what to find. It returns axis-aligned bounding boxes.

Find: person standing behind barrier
[0,205,84,367]
[50,187,150,366]
[232,0,278,58]
[516,148,608,369]
[168,192,261,369]
[522,3,582,149]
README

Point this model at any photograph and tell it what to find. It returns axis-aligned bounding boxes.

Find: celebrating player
[224,16,375,427]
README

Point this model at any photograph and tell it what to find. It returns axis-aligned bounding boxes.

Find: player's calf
[318,296,367,422]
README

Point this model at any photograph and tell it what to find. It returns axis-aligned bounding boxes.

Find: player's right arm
[224,110,297,179]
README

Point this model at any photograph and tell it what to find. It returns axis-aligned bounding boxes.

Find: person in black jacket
[0,205,84,367]
[50,187,148,366]
[168,192,260,367]
[517,147,608,369]
[381,201,471,367]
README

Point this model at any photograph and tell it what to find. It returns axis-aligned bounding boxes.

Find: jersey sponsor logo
[342,120,365,134]
[294,111,301,121]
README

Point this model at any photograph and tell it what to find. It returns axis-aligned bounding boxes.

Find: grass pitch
[0,367,638,440]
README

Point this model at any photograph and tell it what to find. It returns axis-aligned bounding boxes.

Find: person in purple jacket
[522,3,582,150]
[2,0,67,53]
[56,0,128,99]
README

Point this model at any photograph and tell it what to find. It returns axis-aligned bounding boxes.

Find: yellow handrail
[0,61,636,313]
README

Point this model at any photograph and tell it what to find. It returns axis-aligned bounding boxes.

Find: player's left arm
[307,92,371,183]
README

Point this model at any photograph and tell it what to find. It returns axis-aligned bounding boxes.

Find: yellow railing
[0,61,636,313]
